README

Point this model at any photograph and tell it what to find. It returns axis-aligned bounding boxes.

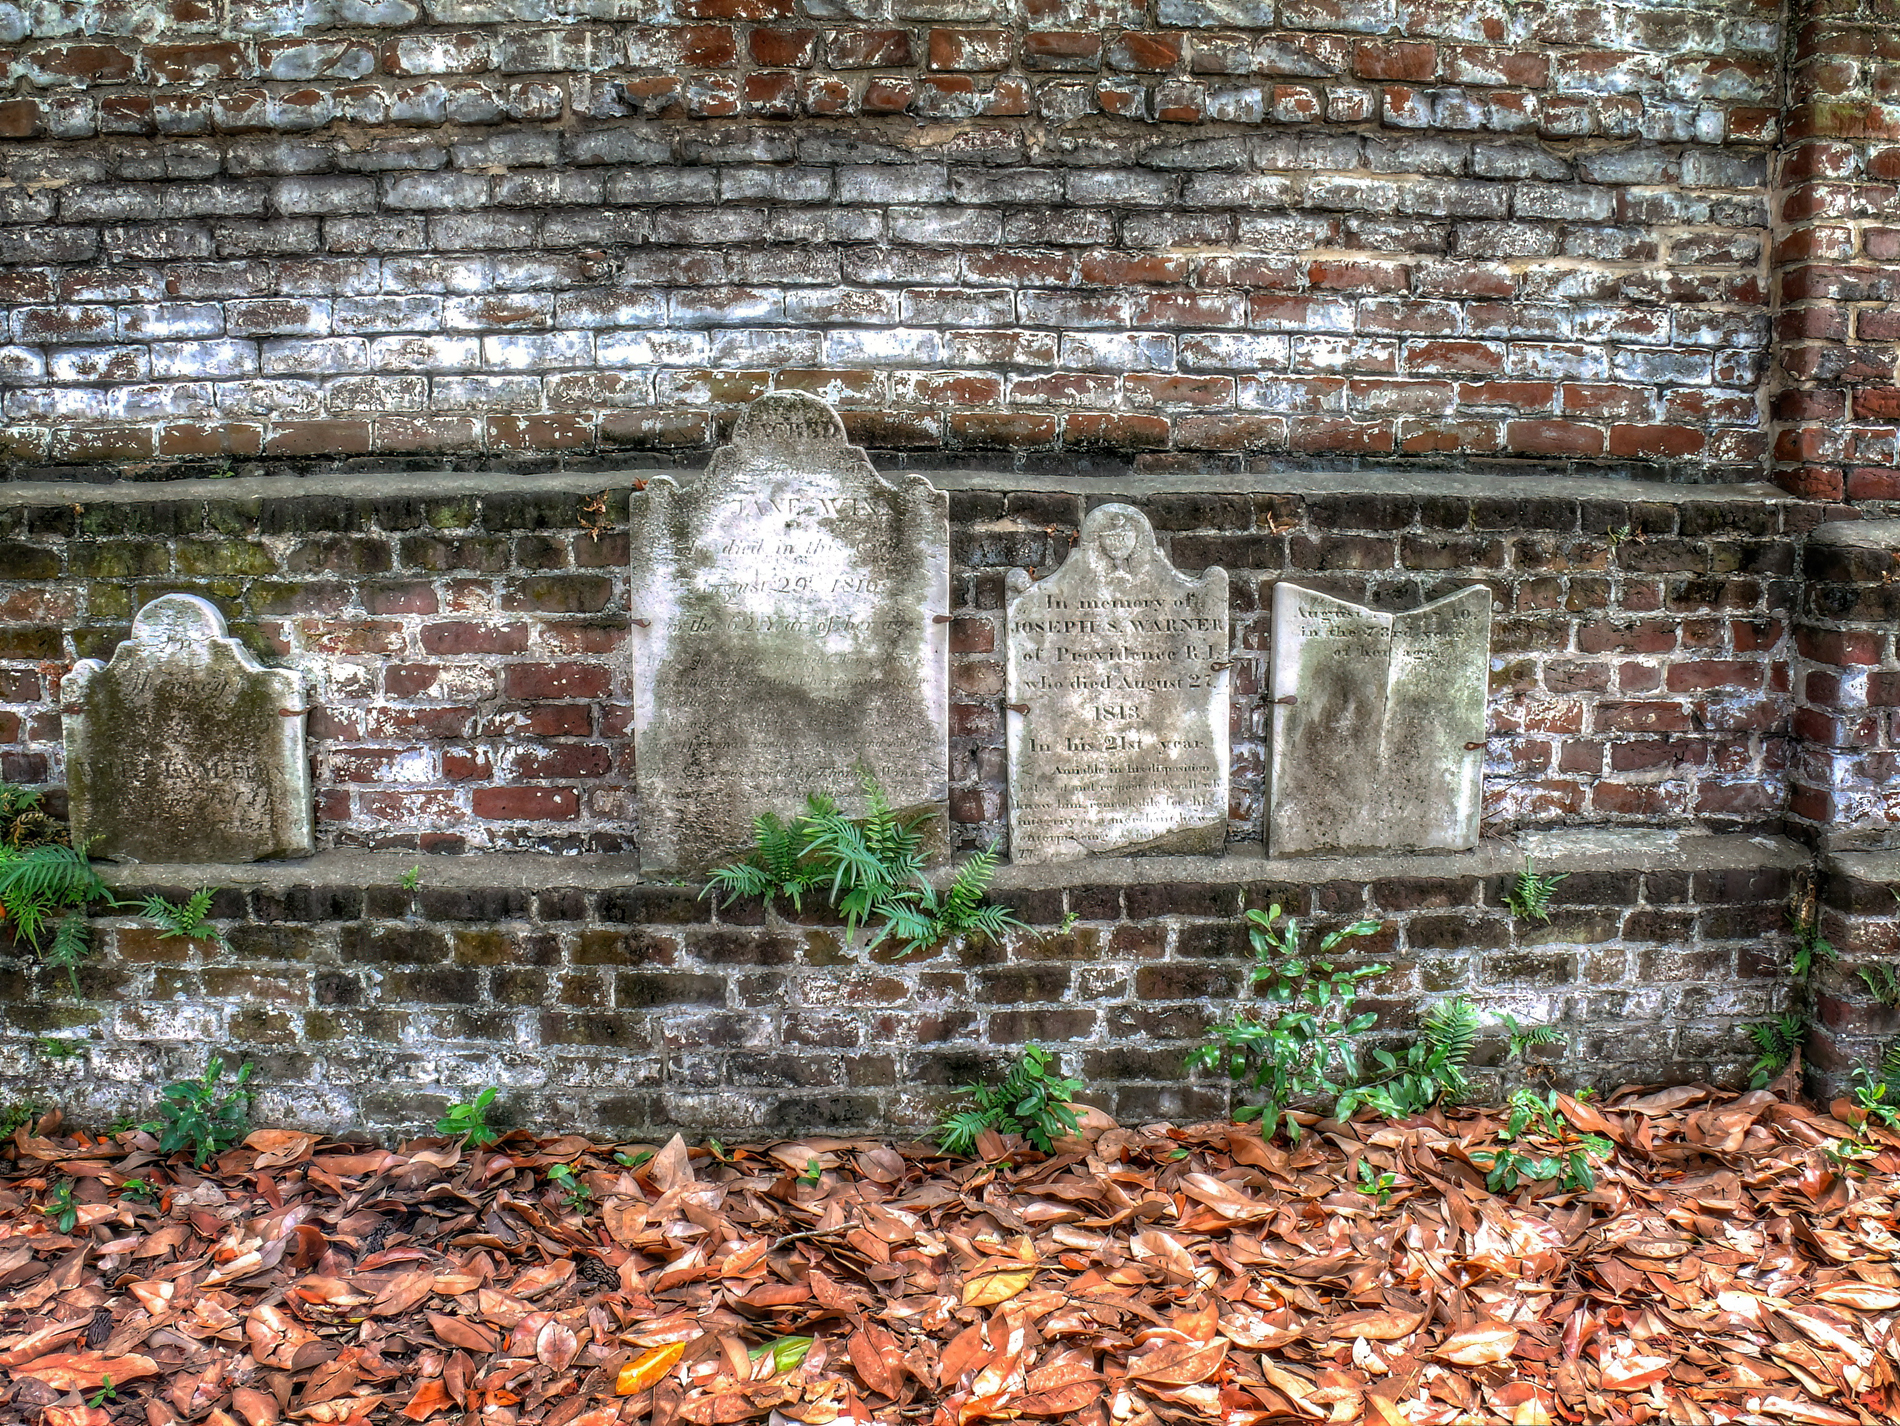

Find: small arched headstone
[63,593,313,863]
[629,393,950,873]
[1268,583,1491,856]
[1005,503,1230,862]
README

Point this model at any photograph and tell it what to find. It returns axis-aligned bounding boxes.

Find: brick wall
[0,0,1794,482]
[0,472,1815,854]
[1772,0,1900,503]
[1789,520,1900,846]
[0,838,1800,1138]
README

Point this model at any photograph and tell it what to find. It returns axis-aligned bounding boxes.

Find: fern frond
[935,1109,993,1156]
[1420,996,1478,1101]
[46,914,89,996]
[0,845,111,949]
[1881,1039,1900,1095]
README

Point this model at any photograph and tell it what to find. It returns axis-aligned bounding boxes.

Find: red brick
[421,621,530,655]
[928,28,1012,71]
[502,662,612,699]
[1505,420,1604,456]
[1798,624,1888,666]
[1610,425,1707,459]
[749,28,816,65]
[471,787,580,820]
[1666,660,1764,693]
[1354,41,1436,82]
[825,29,912,67]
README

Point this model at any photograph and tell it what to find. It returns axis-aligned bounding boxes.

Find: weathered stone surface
[64,593,313,863]
[1006,503,1229,862]
[1268,583,1490,857]
[629,393,949,873]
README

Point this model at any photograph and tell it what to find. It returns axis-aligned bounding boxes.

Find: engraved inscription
[629,393,950,874]
[1007,504,1229,863]
[1268,583,1490,857]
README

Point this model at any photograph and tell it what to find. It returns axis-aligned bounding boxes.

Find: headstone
[63,593,313,863]
[1006,503,1230,862]
[629,393,950,874]
[1268,583,1490,857]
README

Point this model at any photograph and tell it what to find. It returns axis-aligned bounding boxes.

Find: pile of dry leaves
[2,1082,1898,1426]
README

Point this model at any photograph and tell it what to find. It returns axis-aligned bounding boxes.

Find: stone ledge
[4,467,1795,511]
[1809,518,1900,549]
[97,830,1810,897]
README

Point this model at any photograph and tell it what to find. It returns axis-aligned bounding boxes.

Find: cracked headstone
[629,393,950,873]
[1268,583,1490,856]
[1006,503,1230,862]
[63,593,313,863]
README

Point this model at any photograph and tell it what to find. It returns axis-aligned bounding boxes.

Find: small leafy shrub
[39,1180,76,1233]
[1354,1160,1397,1204]
[0,1100,38,1138]
[1745,1012,1805,1089]
[546,1162,592,1212]
[937,1043,1083,1155]
[400,865,422,892]
[1500,1011,1564,1064]
[0,844,113,993]
[1472,1087,1613,1194]
[706,775,1024,956]
[1503,860,1568,923]
[1351,996,1479,1119]
[141,1054,254,1166]
[1849,1067,1900,1131]
[140,888,227,949]
[437,1087,500,1146]
[1186,904,1386,1140]
[119,1177,156,1203]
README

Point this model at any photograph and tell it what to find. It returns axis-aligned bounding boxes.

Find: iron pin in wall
[932,614,954,624]
[631,618,651,628]
[1275,694,1298,705]
[1465,741,1485,750]
[1006,703,1029,714]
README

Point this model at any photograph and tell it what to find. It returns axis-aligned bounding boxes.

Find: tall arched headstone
[63,593,313,863]
[629,393,950,874]
[1006,503,1230,862]
[1268,583,1491,856]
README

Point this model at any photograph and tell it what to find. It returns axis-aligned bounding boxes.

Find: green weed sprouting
[1746,1012,1806,1089]
[140,1054,254,1167]
[1503,859,1569,923]
[436,1087,500,1146]
[1186,904,1386,1140]
[705,774,1024,956]
[546,1162,592,1213]
[0,844,113,992]
[1351,996,1480,1120]
[140,888,227,949]
[1860,964,1900,1007]
[936,1043,1083,1156]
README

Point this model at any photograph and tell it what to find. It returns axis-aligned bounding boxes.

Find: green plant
[1354,1159,1397,1205]
[937,1043,1083,1156]
[1788,910,1836,978]
[1057,911,1080,934]
[1850,1067,1900,1130]
[1860,964,1900,1007]
[547,1162,592,1212]
[400,865,422,892]
[0,843,113,993]
[1351,996,1479,1119]
[40,1180,76,1233]
[1469,1136,1610,1195]
[437,1087,500,1146]
[140,1055,254,1167]
[798,1157,823,1186]
[139,887,226,949]
[1186,905,1386,1140]
[614,1149,652,1169]
[749,1337,813,1375]
[1504,1086,1565,1141]
[88,1377,119,1408]
[120,1177,155,1203]
[0,1100,39,1138]
[1605,524,1634,553]
[706,775,1025,956]
[1503,859,1568,923]
[33,1036,82,1062]
[1499,1012,1563,1062]
[1745,1012,1805,1089]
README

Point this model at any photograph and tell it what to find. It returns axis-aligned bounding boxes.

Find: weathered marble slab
[1268,583,1491,856]
[1006,504,1229,862]
[64,593,313,863]
[629,393,950,873]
